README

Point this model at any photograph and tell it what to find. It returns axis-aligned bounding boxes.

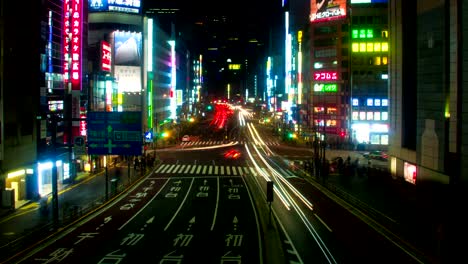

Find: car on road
[224,149,241,159]
[182,135,191,142]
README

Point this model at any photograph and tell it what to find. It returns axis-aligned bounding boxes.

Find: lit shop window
[374,57,381,65]
[374,43,381,52]
[360,43,366,52]
[370,134,380,144]
[367,112,374,120]
[382,112,388,120]
[374,112,381,120]
[352,98,359,106]
[382,42,389,52]
[352,29,374,39]
[367,98,373,106]
[381,30,388,38]
[381,134,389,145]
[382,99,388,106]
[352,111,359,120]
[360,112,366,120]
[326,120,337,127]
[374,99,381,106]
[327,107,337,114]
[382,56,388,65]
[314,120,325,126]
[314,107,325,113]
[352,42,389,53]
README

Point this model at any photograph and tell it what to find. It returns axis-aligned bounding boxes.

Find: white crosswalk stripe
[154,164,259,176]
[179,140,280,147]
[153,163,300,178]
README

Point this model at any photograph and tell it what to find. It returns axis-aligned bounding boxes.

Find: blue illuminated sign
[89,0,141,14]
[87,111,142,155]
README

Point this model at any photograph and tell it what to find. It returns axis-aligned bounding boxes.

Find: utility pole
[51,116,59,227]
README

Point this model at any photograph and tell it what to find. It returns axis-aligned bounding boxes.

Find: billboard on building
[114,66,141,93]
[113,31,142,66]
[89,0,141,14]
[101,41,112,72]
[310,0,347,23]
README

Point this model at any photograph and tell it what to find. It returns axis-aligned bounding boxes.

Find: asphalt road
[17,147,262,263]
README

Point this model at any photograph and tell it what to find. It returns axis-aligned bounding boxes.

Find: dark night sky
[144,0,284,97]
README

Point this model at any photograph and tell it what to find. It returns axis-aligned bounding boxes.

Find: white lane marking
[164,178,195,231]
[210,177,220,231]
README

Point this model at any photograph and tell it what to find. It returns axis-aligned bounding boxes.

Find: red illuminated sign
[101,41,112,72]
[63,0,82,138]
[310,0,347,23]
[314,71,338,81]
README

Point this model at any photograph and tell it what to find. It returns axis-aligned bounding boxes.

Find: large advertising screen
[113,31,142,66]
[310,0,347,23]
[89,0,141,14]
[115,66,141,93]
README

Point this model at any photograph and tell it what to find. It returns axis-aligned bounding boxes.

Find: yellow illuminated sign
[229,64,241,70]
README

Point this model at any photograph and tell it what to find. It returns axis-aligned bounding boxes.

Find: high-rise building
[1,0,88,205]
[388,1,466,185]
[349,1,389,147]
[389,1,467,261]
[307,0,350,145]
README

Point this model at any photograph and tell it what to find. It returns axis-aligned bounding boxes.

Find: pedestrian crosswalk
[179,140,280,147]
[154,163,298,178]
[155,163,256,176]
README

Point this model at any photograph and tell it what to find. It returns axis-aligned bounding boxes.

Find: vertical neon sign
[147,18,153,128]
[168,40,176,119]
[63,0,82,138]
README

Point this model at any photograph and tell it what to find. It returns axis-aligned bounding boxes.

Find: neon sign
[64,0,82,140]
[101,41,111,72]
[310,0,347,23]
[314,71,338,81]
[314,83,338,92]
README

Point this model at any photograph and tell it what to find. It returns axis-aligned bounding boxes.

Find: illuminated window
[382,42,389,52]
[326,120,337,127]
[374,112,381,120]
[382,99,388,106]
[352,30,358,39]
[360,43,366,52]
[352,43,359,52]
[374,43,381,52]
[367,29,374,38]
[314,107,325,113]
[352,111,359,120]
[370,134,380,144]
[359,29,366,38]
[315,120,324,126]
[374,99,381,106]
[381,30,388,38]
[374,57,381,65]
[382,112,388,120]
[367,98,373,106]
[382,56,388,65]
[381,134,389,145]
[327,107,337,114]
[352,98,359,106]
[359,112,366,120]
[367,43,374,52]
[367,112,373,120]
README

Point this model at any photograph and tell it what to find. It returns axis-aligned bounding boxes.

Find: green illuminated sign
[314,83,338,92]
[352,29,374,39]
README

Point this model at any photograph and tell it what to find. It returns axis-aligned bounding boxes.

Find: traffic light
[207,104,213,111]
